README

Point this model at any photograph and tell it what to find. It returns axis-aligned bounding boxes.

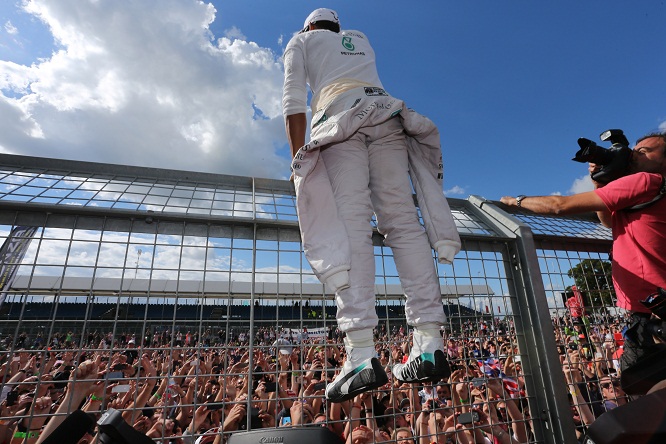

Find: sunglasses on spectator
[600,381,619,389]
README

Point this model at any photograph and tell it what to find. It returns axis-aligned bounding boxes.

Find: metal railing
[0,154,617,443]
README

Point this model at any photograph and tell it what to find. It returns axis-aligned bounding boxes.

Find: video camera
[584,288,666,443]
[619,288,666,396]
[97,409,153,444]
[572,129,632,184]
[642,288,666,341]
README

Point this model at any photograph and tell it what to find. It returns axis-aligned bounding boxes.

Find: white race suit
[284,29,461,333]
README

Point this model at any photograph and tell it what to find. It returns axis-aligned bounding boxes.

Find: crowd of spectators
[0,310,631,444]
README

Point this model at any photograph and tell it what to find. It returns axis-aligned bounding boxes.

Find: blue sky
[1,0,664,200]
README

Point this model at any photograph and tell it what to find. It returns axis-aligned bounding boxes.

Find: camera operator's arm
[500,191,606,216]
[589,163,612,227]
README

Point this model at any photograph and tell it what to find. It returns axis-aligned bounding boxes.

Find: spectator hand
[348,424,373,444]
[189,404,210,433]
[259,410,275,428]
[69,360,100,397]
[133,415,151,434]
[223,403,246,432]
[289,400,313,425]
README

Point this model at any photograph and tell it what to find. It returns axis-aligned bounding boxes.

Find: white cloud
[444,185,466,196]
[660,120,666,131]
[224,26,246,41]
[568,174,594,194]
[4,21,18,35]
[0,0,290,179]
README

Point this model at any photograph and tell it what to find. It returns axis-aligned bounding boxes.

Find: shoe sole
[326,358,388,403]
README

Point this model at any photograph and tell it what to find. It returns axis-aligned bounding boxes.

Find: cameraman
[501,132,666,385]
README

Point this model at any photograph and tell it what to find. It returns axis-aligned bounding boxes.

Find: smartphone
[472,378,486,387]
[423,399,440,411]
[280,416,292,426]
[192,359,199,367]
[242,406,261,430]
[112,384,131,393]
[458,411,479,425]
[264,381,278,393]
[6,390,19,407]
[207,402,225,411]
[12,357,20,362]
[312,382,326,391]
[106,371,124,380]
[53,369,73,388]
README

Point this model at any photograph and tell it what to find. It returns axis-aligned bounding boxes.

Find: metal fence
[0,154,618,444]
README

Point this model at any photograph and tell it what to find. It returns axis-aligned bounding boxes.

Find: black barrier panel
[228,427,344,444]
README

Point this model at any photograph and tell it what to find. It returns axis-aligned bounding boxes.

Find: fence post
[468,196,578,444]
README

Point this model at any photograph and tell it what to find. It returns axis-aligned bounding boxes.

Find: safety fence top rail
[0,153,504,239]
[497,205,612,242]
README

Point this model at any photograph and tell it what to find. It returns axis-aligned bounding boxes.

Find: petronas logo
[342,36,354,51]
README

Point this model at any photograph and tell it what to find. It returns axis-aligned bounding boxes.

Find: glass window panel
[97,243,129,267]
[144,195,169,205]
[153,245,182,270]
[181,246,206,270]
[150,187,173,197]
[67,241,101,266]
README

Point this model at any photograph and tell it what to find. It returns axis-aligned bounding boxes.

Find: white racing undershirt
[282,29,383,117]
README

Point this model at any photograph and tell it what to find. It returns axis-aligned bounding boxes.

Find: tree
[566,258,615,309]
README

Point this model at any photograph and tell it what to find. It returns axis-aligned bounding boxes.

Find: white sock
[416,323,442,338]
[344,329,375,364]
[412,323,444,356]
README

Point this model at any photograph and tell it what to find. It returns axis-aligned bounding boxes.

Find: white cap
[303,8,339,30]
[273,338,292,355]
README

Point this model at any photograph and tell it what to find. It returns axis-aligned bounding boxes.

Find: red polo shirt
[595,172,666,313]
